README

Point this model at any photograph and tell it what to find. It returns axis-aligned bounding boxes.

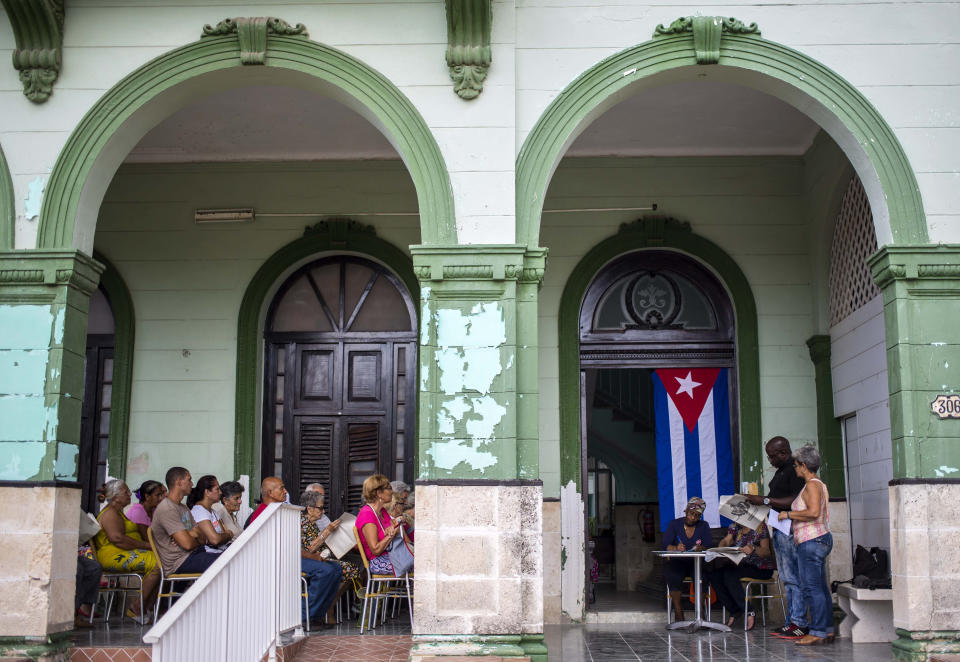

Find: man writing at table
[662,497,711,621]
[740,436,807,639]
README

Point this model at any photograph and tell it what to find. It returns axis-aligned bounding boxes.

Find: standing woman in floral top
[778,444,834,646]
[706,522,773,629]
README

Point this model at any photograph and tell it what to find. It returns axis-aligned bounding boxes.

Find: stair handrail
[143,502,304,662]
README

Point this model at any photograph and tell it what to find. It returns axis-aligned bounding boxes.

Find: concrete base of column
[890,480,960,661]
[411,482,544,657]
[0,484,80,639]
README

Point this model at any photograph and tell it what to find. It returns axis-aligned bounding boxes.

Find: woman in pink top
[125,480,166,541]
[356,474,402,575]
[778,444,834,646]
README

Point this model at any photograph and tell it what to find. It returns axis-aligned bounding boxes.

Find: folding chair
[718,573,787,630]
[87,539,145,624]
[352,527,413,632]
[147,527,202,623]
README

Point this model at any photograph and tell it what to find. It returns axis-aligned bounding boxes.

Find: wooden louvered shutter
[344,422,380,513]
[295,418,335,496]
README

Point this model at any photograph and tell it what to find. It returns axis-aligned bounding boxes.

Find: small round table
[653,550,730,632]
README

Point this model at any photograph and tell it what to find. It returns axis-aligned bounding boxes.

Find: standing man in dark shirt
[741,436,808,638]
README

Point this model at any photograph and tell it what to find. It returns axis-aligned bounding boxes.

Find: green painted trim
[445,0,493,99]
[557,217,761,491]
[38,32,455,250]
[92,251,134,481]
[234,221,419,486]
[892,628,960,662]
[409,634,529,657]
[0,143,13,250]
[0,632,72,659]
[806,335,845,497]
[517,32,927,248]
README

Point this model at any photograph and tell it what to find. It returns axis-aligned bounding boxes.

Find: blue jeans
[302,558,342,622]
[772,528,807,628]
[797,532,834,638]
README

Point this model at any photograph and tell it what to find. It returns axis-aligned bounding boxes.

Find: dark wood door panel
[342,343,390,414]
[294,343,341,411]
[293,416,337,499]
[343,420,381,514]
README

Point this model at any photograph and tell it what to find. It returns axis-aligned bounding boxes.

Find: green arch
[557,218,762,491]
[0,142,13,249]
[92,251,136,480]
[518,32,927,248]
[234,222,419,482]
[38,35,455,252]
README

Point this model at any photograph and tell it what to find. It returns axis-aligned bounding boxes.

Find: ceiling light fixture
[194,208,255,223]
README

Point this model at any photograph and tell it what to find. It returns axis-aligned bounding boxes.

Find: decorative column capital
[201,16,308,65]
[0,250,103,303]
[654,16,760,64]
[806,334,832,365]
[1,0,65,103]
[411,245,547,287]
[869,244,960,292]
[444,0,492,99]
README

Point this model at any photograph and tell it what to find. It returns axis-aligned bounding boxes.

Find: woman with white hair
[92,479,161,624]
[778,444,835,645]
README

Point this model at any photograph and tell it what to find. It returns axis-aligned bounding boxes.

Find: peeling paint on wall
[934,465,959,477]
[23,176,46,221]
[54,441,79,480]
[560,480,585,620]
[0,440,46,480]
[425,301,509,474]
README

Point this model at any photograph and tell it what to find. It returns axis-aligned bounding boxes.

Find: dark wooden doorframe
[260,255,417,516]
[578,250,740,605]
[79,334,114,513]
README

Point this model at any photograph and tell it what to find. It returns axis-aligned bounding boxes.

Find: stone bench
[837,584,895,643]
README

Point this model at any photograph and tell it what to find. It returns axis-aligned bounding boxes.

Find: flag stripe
[669,396,688,521]
[698,389,720,527]
[652,373,675,530]
[712,371,735,528]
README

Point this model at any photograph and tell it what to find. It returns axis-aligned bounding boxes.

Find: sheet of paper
[718,494,769,530]
[323,512,358,559]
[767,506,792,536]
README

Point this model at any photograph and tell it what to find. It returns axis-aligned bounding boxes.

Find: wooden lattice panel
[829,176,880,326]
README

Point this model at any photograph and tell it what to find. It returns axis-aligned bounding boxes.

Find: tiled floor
[545,623,893,662]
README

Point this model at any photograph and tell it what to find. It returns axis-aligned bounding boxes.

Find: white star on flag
[674,371,701,398]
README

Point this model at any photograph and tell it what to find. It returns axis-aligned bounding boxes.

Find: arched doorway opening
[261,254,417,516]
[579,248,738,611]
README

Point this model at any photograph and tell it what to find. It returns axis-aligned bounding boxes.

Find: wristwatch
[762,497,770,505]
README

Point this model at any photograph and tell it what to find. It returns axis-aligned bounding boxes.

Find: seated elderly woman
[211,480,245,538]
[299,489,344,625]
[356,474,405,575]
[706,522,774,629]
[662,496,712,622]
[93,479,161,624]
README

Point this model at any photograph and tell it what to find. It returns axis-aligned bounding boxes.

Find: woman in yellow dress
[93,480,161,624]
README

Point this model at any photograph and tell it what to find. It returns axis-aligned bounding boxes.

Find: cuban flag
[652,368,734,530]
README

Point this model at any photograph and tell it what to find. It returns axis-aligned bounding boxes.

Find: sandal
[126,608,150,625]
[745,611,756,631]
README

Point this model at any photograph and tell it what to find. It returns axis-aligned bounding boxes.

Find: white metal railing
[143,502,304,662]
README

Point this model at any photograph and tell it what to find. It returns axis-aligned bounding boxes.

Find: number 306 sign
[931,394,960,419]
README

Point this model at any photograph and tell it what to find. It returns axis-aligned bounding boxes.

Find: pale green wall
[537,148,853,497]
[94,160,419,486]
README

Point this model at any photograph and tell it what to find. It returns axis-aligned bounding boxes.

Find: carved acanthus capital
[202,17,308,65]
[654,16,760,64]
[445,0,492,99]
[1,0,65,103]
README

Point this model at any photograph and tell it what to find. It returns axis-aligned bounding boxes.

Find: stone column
[869,246,960,661]
[0,250,102,657]
[409,245,547,661]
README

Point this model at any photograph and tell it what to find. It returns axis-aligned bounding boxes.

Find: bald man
[246,476,287,527]
[250,477,342,625]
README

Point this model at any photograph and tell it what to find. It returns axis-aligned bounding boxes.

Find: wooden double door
[262,256,417,517]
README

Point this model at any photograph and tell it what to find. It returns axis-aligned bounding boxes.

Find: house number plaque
[931,394,960,419]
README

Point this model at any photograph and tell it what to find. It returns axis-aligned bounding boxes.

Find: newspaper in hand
[323,511,358,559]
[718,494,770,531]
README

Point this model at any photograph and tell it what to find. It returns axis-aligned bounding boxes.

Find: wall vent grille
[829,176,879,326]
